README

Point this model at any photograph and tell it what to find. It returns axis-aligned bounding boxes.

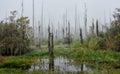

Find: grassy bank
[0,68,120,74]
[0,45,120,74]
[54,46,120,62]
[1,45,119,69]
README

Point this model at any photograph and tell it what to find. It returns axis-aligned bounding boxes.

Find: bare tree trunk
[68,21,71,44]
[84,3,88,37]
[62,28,65,43]
[32,0,35,40]
[55,29,57,40]
[21,0,24,17]
[51,33,54,56]
[80,28,83,44]
[48,25,51,53]
[48,25,54,56]
[75,5,77,37]
[96,20,99,37]
[41,0,44,42]
[38,25,41,48]
[92,19,95,34]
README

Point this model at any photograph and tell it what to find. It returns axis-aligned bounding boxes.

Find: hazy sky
[0,0,120,28]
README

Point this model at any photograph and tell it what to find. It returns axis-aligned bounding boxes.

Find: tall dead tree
[21,0,24,17]
[62,14,65,43]
[92,19,95,31]
[55,29,57,40]
[84,3,88,37]
[109,10,112,24]
[48,25,51,53]
[38,21,41,48]
[62,27,65,43]
[79,28,83,44]
[66,25,68,41]
[21,0,24,54]
[57,22,59,39]
[48,25,54,56]
[32,0,35,40]
[65,9,68,39]
[78,15,83,44]
[96,20,99,37]
[68,21,71,44]
[51,33,54,55]
[41,0,44,42]
[75,5,77,36]
[104,11,106,26]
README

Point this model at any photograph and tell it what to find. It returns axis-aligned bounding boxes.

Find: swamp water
[28,56,120,74]
[29,56,90,72]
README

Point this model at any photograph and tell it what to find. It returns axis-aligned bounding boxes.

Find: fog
[0,0,120,37]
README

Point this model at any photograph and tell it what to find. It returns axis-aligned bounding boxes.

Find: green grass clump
[53,47,120,62]
[0,56,37,69]
[0,68,26,74]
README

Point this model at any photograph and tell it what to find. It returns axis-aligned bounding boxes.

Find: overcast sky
[0,0,120,29]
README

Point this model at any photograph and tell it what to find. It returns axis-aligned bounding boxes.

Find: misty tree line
[0,5,119,56]
[35,8,120,52]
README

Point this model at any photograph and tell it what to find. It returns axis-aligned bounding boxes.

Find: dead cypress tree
[48,25,51,54]
[96,20,99,37]
[51,23,54,55]
[75,5,77,36]
[62,14,65,43]
[51,32,54,56]
[20,0,24,55]
[65,26,68,44]
[109,10,112,24]
[57,22,60,39]
[80,28,83,44]
[68,21,71,44]
[48,25,54,56]
[84,3,87,37]
[32,0,35,40]
[65,9,68,40]
[41,0,44,42]
[55,29,57,40]
[62,27,65,43]
[21,0,24,17]
[38,21,41,48]
[92,19,95,35]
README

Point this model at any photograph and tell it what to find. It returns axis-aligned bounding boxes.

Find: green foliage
[0,56,36,69]
[0,68,25,74]
[70,40,81,48]
[97,9,120,51]
[107,25,120,51]
[0,11,31,56]
[96,22,120,51]
[82,9,120,51]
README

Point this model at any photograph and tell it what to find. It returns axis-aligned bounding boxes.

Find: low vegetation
[0,11,31,56]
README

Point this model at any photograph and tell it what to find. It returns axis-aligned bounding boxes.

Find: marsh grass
[0,45,119,74]
[0,68,120,74]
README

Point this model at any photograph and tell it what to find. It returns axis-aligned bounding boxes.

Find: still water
[28,56,120,74]
[29,56,90,72]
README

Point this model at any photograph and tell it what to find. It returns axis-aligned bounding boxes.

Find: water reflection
[29,56,91,72]
[49,55,54,71]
